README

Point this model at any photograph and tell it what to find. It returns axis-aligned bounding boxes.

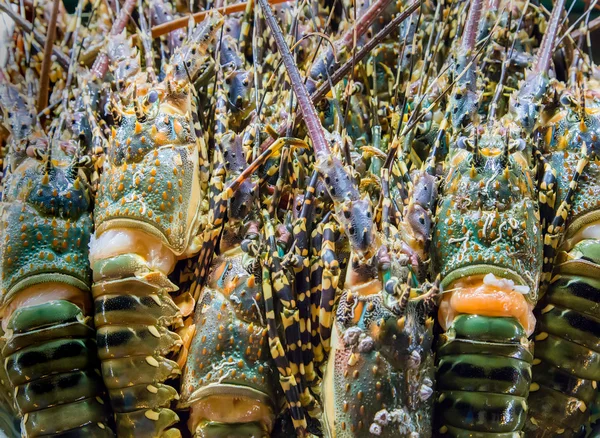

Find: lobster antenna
[313,0,421,104]
[399,20,500,141]
[0,1,70,69]
[21,0,32,69]
[74,0,98,73]
[416,0,445,98]
[258,0,330,157]
[65,0,85,92]
[392,6,421,109]
[394,6,424,141]
[558,0,579,32]
[51,0,85,149]
[138,0,157,83]
[37,0,61,113]
[488,0,529,123]
[90,0,137,79]
[461,0,483,54]
[533,0,567,75]
[204,14,226,144]
[556,0,595,48]
[254,0,420,160]
[148,0,293,38]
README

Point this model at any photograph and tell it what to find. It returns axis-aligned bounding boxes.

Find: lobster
[0,82,115,436]
[428,0,570,435]
[259,1,441,436]
[525,42,600,438]
[176,40,301,435]
[89,13,224,436]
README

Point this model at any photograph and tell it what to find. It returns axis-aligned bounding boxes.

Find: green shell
[322,291,435,437]
[527,270,600,435]
[178,250,278,423]
[3,300,113,436]
[92,267,182,437]
[432,132,543,297]
[0,159,92,303]
[95,94,204,256]
[436,315,533,436]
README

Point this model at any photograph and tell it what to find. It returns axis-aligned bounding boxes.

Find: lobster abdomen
[526,245,600,436]
[435,315,533,436]
[4,300,113,437]
[91,251,184,437]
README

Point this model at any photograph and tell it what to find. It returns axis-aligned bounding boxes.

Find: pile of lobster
[1,0,599,436]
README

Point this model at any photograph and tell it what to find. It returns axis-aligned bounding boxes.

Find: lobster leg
[540,154,589,288]
[261,215,308,434]
[318,220,341,358]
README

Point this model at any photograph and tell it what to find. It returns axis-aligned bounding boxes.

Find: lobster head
[509,73,550,133]
[95,83,203,256]
[432,129,543,299]
[1,158,92,303]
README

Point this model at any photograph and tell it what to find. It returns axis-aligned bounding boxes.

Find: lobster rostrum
[89,13,224,437]
[525,53,600,437]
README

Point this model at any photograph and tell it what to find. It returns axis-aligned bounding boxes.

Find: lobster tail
[91,259,183,437]
[4,300,113,437]
[435,315,533,435]
[0,327,19,437]
[526,269,600,436]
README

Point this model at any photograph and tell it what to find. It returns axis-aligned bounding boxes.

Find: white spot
[145,410,160,421]
[147,385,158,394]
[419,384,434,401]
[148,326,161,338]
[146,356,160,367]
[374,409,390,425]
[483,273,529,294]
[369,423,382,435]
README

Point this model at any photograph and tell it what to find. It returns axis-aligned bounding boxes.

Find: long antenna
[255,0,420,155]
[37,0,61,113]
[258,0,330,157]
[0,1,70,69]
[149,0,293,38]
[533,0,567,74]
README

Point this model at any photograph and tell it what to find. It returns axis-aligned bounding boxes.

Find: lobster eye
[148,90,158,103]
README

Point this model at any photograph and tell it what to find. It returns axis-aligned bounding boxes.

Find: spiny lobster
[2,0,600,437]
